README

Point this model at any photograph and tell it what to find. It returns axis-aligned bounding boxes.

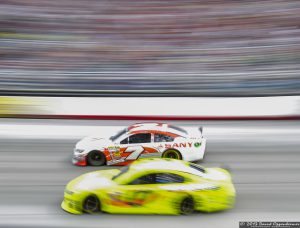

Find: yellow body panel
[61,159,236,215]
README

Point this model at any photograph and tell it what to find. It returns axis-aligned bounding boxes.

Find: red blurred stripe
[3,114,300,121]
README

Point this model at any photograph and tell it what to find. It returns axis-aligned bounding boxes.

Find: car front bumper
[61,197,83,214]
[61,188,85,214]
[72,153,87,166]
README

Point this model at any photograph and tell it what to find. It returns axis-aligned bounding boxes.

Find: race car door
[106,172,186,214]
[119,133,159,161]
[152,132,175,153]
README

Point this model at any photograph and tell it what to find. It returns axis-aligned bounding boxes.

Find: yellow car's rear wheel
[180,197,194,215]
[83,195,101,213]
[162,149,182,160]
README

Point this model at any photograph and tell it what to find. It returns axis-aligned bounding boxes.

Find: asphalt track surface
[0,119,300,228]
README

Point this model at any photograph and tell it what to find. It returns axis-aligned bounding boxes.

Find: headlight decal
[75,149,85,153]
[65,189,74,195]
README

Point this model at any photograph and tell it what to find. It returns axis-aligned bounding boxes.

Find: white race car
[73,122,206,166]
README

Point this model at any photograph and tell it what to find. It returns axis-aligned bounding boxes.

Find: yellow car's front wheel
[162,149,182,160]
[83,195,101,213]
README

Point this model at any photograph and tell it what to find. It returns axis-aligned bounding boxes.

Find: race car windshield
[110,128,127,141]
[112,166,129,180]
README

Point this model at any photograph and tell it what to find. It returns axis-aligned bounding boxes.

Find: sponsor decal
[108,146,120,152]
[108,146,122,159]
[165,142,193,148]
[124,146,144,160]
[108,190,157,207]
[113,151,121,158]
[194,142,201,148]
[107,146,159,165]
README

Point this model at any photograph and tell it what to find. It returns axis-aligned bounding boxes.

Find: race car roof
[127,122,188,136]
[131,158,205,176]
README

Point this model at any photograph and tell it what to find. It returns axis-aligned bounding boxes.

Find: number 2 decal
[125,146,144,160]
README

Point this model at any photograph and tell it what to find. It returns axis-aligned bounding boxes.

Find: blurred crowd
[1,0,300,96]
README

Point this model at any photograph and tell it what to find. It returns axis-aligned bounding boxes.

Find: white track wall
[1,96,300,118]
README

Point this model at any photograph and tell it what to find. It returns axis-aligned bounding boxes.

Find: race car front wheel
[87,150,106,166]
[180,197,194,215]
[162,149,182,160]
[83,195,101,213]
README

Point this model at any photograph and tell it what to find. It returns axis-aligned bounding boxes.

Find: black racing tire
[162,149,182,160]
[180,196,194,215]
[83,195,101,213]
[87,150,106,166]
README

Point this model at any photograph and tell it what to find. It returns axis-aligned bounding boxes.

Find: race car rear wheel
[83,195,101,213]
[162,149,182,160]
[87,150,106,166]
[180,197,194,215]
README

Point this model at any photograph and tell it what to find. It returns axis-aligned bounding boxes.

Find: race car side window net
[154,133,174,142]
[130,173,184,185]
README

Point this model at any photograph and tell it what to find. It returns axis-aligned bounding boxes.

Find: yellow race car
[61,158,235,215]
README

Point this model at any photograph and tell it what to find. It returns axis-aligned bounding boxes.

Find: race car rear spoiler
[199,127,204,137]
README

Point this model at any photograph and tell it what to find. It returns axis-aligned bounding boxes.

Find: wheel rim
[181,197,194,215]
[163,150,180,159]
[88,151,106,166]
[84,196,99,212]
[92,153,102,162]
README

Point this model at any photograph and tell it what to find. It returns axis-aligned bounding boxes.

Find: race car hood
[67,169,120,192]
[76,136,112,149]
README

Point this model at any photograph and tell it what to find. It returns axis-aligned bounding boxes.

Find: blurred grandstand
[0,0,300,96]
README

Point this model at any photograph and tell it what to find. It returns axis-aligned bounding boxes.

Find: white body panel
[72,123,207,166]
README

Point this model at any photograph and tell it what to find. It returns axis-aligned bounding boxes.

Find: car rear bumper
[183,138,206,162]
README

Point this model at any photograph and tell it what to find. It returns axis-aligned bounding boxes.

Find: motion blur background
[1,1,300,228]
[1,0,300,96]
